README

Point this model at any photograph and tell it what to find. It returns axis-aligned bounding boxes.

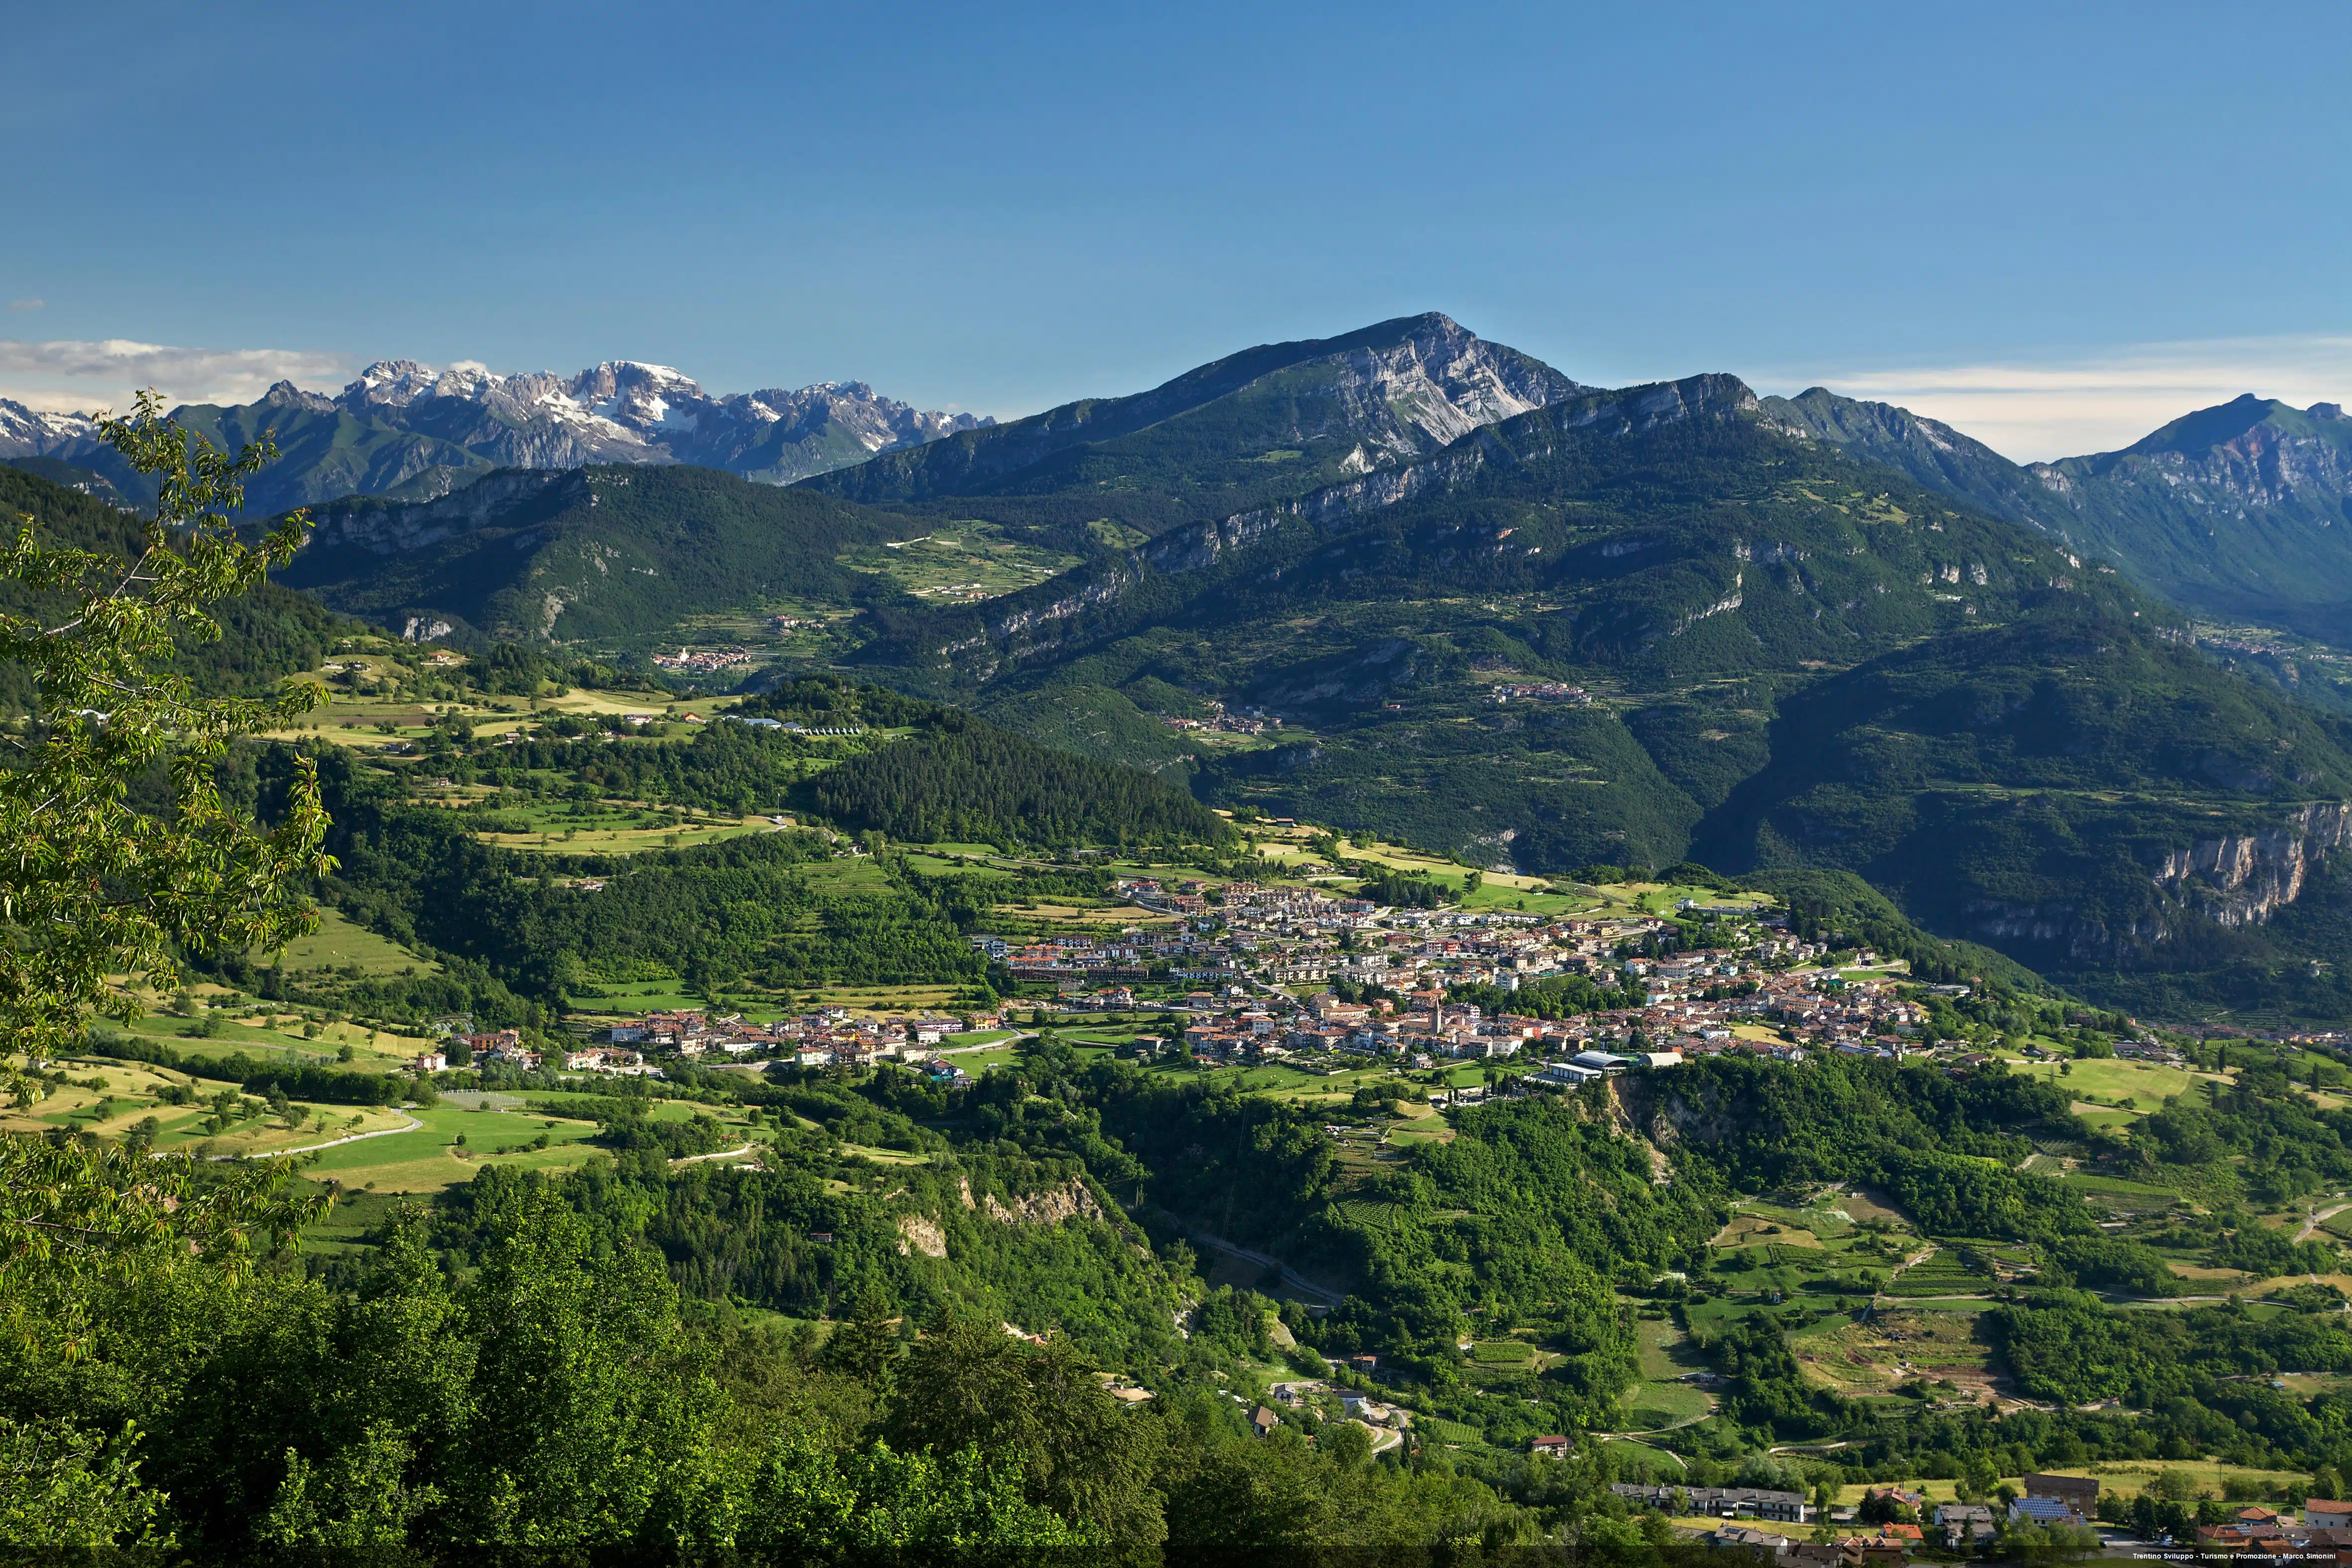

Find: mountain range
[0,360,990,517]
[9,310,2352,1026]
[8,324,2348,646]
[1760,386,2352,640]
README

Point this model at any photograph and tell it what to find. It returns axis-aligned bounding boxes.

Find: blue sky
[4,0,2349,459]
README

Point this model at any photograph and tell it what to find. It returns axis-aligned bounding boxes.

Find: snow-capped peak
[0,398,103,446]
[346,360,444,409]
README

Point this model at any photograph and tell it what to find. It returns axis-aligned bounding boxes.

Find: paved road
[1178,1223,1346,1307]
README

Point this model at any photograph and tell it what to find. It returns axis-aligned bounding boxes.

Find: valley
[12,314,2352,1565]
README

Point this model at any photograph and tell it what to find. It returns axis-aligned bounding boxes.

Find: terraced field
[1792,1308,1997,1398]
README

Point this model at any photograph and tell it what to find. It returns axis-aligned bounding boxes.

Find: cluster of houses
[601,1006,970,1072]
[1488,681,1590,704]
[2199,1498,2352,1561]
[494,880,2025,1087]
[1610,1475,2107,1562]
[649,645,752,672]
[1158,701,1285,736]
[1012,886,1962,1070]
[455,866,2132,1091]
[1607,1474,2352,1562]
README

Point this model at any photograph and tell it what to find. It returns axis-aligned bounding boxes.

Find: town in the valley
[476,859,2179,1089]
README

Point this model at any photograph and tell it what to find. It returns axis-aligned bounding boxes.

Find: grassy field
[1635,1317,1707,1381]
[2025,1460,2310,1502]
[302,1101,609,1195]
[1612,1318,1716,1431]
[6,1055,420,1156]
[475,808,783,856]
[2057,1171,2181,1202]
[836,520,1081,601]
[1792,1308,1996,1398]
[270,905,440,977]
[2001,1056,2212,1107]
[1714,1209,1828,1249]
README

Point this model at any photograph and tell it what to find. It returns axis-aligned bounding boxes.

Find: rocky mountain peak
[345,360,442,409]
[261,380,334,413]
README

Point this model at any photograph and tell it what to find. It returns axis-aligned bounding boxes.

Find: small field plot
[270,906,439,977]
[304,1102,608,1195]
[1635,1317,1709,1381]
[1617,1380,1714,1430]
[2057,1171,2181,1207]
[1884,1248,1989,1298]
[1793,1309,1996,1399]
[477,809,777,856]
[1714,1209,1827,1249]
[836,521,1080,602]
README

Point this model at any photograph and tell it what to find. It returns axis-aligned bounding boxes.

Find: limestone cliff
[2152,800,2352,927]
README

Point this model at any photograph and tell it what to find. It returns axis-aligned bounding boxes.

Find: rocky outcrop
[1951,801,2352,961]
[2153,801,2352,927]
[896,1214,948,1258]
[894,1179,1114,1258]
[981,1180,1111,1227]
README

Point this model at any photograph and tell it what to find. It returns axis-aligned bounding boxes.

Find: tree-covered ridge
[737,672,957,729]
[0,464,347,704]
[2,1129,1598,1563]
[1625,1056,2092,1239]
[1740,866,2048,992]
[301,750,985,1006]
[801,718,1234,849]
[277,463,927,644]
[1695,610,2352,1019]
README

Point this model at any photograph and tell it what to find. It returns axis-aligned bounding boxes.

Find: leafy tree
[0,1413,172,1560]
[0,391,328,1057]
[883,1311,1164,1563]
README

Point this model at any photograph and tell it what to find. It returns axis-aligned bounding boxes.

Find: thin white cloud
[0,338,350,414]
[6,299,41,312]
[1763,335,2352,464]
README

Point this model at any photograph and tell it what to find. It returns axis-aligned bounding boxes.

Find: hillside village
[550,873,2123,1085]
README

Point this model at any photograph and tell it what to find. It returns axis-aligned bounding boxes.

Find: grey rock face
[2153,799,2352,927]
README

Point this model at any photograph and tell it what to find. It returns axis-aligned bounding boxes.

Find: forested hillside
[801,720,1234,848]
[1697,611,2352,1017]
[0,465,347,704]
[276,463,928,643]
[1762,386,2352,645]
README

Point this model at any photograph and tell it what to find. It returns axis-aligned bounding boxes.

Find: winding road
[673,1142,759,1166]
[1176,1221,1346,1307]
